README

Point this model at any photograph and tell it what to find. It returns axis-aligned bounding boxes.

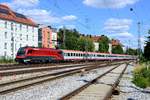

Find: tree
[78,37,94,52]
[112,45,124,54]
[57,28,80,50]
[98,35,110,52]
[126,48,137,55]
[144,30,150,60]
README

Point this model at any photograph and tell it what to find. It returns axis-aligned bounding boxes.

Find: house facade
[0,4,38,58]
[38,26,57,48]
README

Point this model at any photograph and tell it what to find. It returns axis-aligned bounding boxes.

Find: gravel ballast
[112,62,150,100]
[0,65,116,100]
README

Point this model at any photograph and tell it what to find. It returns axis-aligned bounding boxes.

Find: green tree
[78,37,94,51]
[57,28,80,50]
[144,30,150,60]
[126,48,137,55]
[112,45,124,54]
[98,35,110,52]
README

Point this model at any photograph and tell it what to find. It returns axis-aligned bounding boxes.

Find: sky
[0,0,149,49]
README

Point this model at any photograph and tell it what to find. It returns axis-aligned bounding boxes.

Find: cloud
[17,9,62,24]
[5,0,39,9]
[104,18,133,38]
[62,15,77,21]
[83,0,138,9]
[2,0,78,25]
[59,25,76,29]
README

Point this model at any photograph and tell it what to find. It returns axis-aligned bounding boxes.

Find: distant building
[111,39,121,47]
[91,36,101,51]
[51,28,57,48]
[38,26,57,48]
[0,4,38,58]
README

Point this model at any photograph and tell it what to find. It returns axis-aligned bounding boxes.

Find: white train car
[61,50,136,61]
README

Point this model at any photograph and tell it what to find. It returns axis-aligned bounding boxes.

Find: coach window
[68,53,70,56]
[65,53,67,56]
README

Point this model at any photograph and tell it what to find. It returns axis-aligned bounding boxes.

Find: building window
[5,21,7,28]
[32,35,34,41]
[4,51,7,57]
[20,24,22,30]
[26,35,28,41]
[20,34,22,40]
[11,32,14,41]
[11,43,13,51]
[26,25,28,32]
[4,43,7,49]
[15,24,17,31]
[5,32,7,39]
[11,22,13,30]
[15,43,17,51]
[32,27,34,32]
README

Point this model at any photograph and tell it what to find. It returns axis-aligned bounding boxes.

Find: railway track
[60,62,130,100]
[0,61,125,94]
[0,62,102,76]
[0,61,87,70]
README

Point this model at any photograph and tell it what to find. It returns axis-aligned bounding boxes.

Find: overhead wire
[53,0,93,34]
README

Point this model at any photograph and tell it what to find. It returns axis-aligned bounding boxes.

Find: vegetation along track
[0,61,126,94]
[60,62,130,100]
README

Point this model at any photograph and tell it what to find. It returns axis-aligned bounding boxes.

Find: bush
[0,56,15,64]
[132,63,150,88]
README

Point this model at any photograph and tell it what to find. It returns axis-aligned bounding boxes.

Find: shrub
[132,63,150,88]
[0,56,15,64]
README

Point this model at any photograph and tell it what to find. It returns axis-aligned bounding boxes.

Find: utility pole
[63,26,66,49]
[137,22,141,59]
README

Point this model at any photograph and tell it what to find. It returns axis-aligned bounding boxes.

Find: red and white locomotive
[15,46,136,63]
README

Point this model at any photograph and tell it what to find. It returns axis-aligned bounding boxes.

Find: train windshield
[17,47,25,56]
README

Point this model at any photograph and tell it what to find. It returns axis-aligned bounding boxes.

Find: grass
[132,62,150,88]
[0,56,15,64]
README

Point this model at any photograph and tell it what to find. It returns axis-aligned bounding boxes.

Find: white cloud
[59,25,76,29]
[115,32,133,37]
[83,0,138,9]
[2,0,78,25]
[62,15,77,21]
[17,9,62,24]
[104,18,133,38]
[17,9,77,24]
[5,0,39,9]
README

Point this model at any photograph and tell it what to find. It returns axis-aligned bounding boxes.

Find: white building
[0,4,38,58]
[51,28,57,48]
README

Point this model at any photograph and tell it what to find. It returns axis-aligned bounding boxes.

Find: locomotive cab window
[17,47,25,56]
[27,50,32,54]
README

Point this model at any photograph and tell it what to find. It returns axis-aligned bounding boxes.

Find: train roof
[21,46,61,51]
[61,49,131,56]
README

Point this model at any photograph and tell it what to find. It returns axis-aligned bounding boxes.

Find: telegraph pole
[137,22,141,59]
[63,26,66,49]
[130,8,142,60]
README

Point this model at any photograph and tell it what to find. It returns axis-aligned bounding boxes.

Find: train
[15,46,137,63]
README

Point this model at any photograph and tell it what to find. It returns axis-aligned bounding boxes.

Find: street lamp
[130,8,141,59]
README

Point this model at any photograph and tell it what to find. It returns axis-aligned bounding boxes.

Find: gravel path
[0,65,116,100]
[112,62,150,100]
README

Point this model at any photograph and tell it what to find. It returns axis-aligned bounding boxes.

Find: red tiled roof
[111,39,120,46]
[0,4,38,27]
[91,36,101,42]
